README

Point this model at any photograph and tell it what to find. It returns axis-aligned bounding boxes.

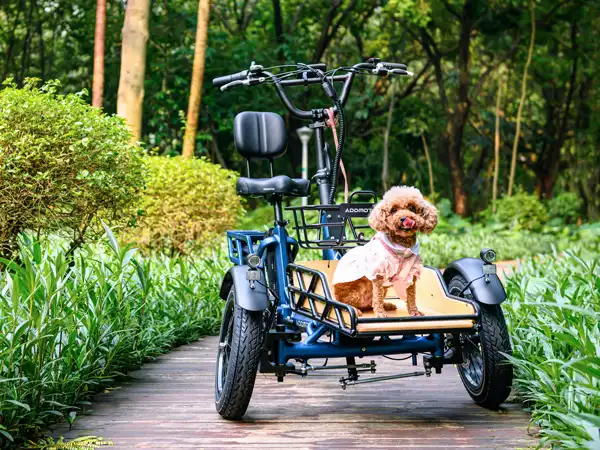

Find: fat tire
[448,274,513,409]
[215,289,263,420]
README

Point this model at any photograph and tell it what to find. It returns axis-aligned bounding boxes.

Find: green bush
[504,243,600,449]
[546,192,583,225]
[433,197,472,234]
[483,191,549,231]
[126,156,244,255]
[0,79,144,256]
[419,228,569,267]
[0,231,226,447]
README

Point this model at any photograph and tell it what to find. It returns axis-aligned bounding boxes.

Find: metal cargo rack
[287,262,480,337]
[286,190,377,250]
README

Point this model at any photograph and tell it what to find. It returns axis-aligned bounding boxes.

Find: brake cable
[294,63,347,204]
[325,107,348,203]
[327,95,346,204]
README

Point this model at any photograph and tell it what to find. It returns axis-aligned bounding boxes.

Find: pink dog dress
[332,232,423,300]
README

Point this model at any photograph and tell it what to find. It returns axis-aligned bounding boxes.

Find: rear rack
[287,190,377,250]
[287,263,480,337]
[227,230,264,265]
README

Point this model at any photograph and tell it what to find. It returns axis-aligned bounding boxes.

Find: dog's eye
[390,207,397,214]
[408,205,417,213]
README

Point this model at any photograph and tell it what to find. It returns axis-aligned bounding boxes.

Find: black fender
[219,265,269,311]
[443,258,507,305]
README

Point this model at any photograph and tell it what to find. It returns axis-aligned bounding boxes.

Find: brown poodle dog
[332,186,438,318]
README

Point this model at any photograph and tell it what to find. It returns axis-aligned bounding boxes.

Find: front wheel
[215,288,263,420]
[447,274,513,409]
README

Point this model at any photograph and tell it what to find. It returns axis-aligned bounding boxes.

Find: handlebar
[212,60,411,120]
[212,70,249,87]
[381,62,407,70]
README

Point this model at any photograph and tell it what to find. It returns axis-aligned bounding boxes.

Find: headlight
[480,248,497,264]
[247,253,261,269]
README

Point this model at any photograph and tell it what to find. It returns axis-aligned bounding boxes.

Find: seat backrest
[234,112,287,160]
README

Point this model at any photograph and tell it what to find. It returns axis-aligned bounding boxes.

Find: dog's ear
[421,199,438,234]
[369,201,388,232]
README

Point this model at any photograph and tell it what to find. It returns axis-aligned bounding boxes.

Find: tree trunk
[18,0,36,84]
[182,0,211,159]
[507,0,535,196]
[421,134,434,198]
[382,80,396,191]
[492,75,503,213]
[272,0,283,43]
[444,126,469,216]
[2,3,23,81]
[434,0,473,217]
[272,0,284,60]
[210,131,227,168]
[117,0,150,142]
[92,0,107,107]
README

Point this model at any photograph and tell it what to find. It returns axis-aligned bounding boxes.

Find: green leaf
[6,399,31,411]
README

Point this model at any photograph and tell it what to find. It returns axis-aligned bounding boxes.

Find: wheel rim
[449,282,485,393]
[460,333,484,391]
[216,295,235,401]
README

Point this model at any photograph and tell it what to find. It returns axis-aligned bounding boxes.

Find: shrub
[433,197,472,234]
[483,190,548,231]
[419,228,568,267]
[0,79,144,256]
[546,192,583,225]
[504,244,600,449]
[127,156,244,254]
[0,232,227,446]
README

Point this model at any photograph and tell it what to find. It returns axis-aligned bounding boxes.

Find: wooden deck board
[53,336,537,449]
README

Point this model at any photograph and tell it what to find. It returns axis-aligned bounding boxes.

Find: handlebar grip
[382,62,407,70]
[307,63,326,72]
[212,70,249,87]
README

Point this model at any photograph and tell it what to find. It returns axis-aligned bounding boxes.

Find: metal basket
[287,190,377,250]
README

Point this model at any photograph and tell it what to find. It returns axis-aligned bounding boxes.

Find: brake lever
[220,80,244,91]
[391,69,414,77]
[220,77,266,91]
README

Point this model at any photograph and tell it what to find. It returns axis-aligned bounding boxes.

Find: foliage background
[1,0,600,448]
[1,0,598,218]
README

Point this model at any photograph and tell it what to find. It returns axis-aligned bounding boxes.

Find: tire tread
[216,298,263,420]
[449,275,513,409]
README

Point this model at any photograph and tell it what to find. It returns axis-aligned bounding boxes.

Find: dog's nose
[400,217,407,222]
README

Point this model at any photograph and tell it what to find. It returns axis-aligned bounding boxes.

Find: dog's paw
[354,308,363,317]
[375,310,388,318]
[383,301,397,311]
[409,309,424,317]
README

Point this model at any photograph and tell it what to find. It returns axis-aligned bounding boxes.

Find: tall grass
[504,242,600,449]
[0,232,226,447]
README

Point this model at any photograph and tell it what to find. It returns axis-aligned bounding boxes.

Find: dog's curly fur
[333,186,438,317]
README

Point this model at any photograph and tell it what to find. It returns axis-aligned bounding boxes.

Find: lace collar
[375,232,420,256]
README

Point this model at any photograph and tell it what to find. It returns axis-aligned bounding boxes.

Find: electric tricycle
[212,59,513,420]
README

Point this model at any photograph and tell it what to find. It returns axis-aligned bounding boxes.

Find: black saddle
[233,111,310,198]
[236,175,310,197]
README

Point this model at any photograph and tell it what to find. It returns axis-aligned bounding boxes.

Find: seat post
[271,196,285,226]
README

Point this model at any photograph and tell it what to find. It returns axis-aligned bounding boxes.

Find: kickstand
[346,356,359,381]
